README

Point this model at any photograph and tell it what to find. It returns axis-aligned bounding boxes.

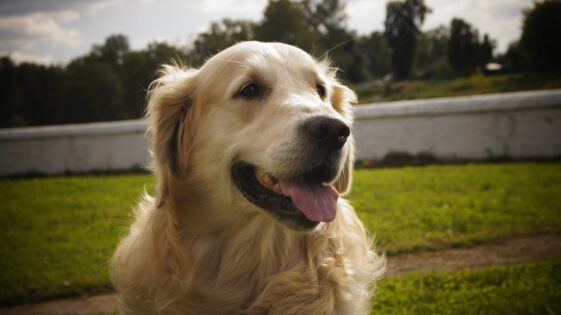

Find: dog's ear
[334,138,355,195]
[332,83,357,195]
[146,65,198,205]
[331,82,356,118]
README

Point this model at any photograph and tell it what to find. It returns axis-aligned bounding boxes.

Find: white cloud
[199,0,265,21]
[347,0,386,34]
[347,0,532,53]
[423,0,532,52]
[53,10,80,23]
[0,0,533,64]
[1,50,54,65]
[85,0,127,15]
[0,10,82,47]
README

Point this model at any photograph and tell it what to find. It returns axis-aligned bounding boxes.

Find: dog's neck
[153,170,337,299]
[129,186,380,313]
[155,198,332,304]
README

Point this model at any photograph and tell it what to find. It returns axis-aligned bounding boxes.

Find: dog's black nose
[305,117,350,151]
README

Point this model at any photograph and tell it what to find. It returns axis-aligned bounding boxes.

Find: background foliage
[1,0,559,128]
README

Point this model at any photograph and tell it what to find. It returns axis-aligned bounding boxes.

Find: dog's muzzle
[231,116,349,231]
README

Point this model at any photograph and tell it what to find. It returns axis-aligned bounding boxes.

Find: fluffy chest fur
[112,198,384,315]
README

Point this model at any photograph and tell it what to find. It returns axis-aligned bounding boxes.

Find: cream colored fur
[111,41,385,315]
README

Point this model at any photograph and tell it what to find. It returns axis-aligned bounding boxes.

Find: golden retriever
[111,41,385,314]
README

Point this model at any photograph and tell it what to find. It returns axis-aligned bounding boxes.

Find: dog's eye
[239,83,261,98]
[316,84,326,99]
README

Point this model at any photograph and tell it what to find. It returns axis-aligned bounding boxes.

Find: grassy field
[354,71,561,104]
[96,260,561,315]
[0,175,154,305]
[373,259,561,315]
[1,163,560,305]
[352,163,561,254]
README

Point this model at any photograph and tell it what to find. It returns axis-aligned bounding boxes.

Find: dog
[111,41,385,314]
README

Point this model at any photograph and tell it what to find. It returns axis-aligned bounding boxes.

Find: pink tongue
[278,177,338,222]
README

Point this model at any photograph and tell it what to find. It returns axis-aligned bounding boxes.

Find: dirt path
[0,294,117,315]
[2,233,561,315]
[386,233,561,276]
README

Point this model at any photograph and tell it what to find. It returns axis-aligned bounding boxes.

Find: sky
[0,0,533,65]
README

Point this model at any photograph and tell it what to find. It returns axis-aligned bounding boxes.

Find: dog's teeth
[256,169,275,189]
[255,169,283,194]
[256,170,271,185]
[273,182,282,194]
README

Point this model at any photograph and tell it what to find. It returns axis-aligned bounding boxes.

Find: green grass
[1,163,561,305]
[351,163,561,254]
[96,260,561,315]
[373,259,561,315]
[0,175,154,305]
[355,71,561,104]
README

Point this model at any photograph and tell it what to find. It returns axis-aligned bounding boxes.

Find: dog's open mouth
[231,162,339,230]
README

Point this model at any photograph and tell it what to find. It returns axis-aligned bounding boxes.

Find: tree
[122,42,189,118]
[63,34,132,123]
[63,56,124,123]
[357,32,391,78]
[0,57,65,127]
[63,56,122,122]
[447,18,479,74]
[497,41,523,72]
[190,19,256,66]
[447,18,494,74]
[303,0,347,34]
[414,26,450,77]
[255,0,318,52]
[15,62,64,126]
[384,0,431,80]
[1,35,192,127]
[478,34,494,68]
[0,57,19,127]
[520,0,561,70]
[301,0,368,82]
[92,34,130,68]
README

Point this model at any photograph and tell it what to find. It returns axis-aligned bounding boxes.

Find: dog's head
[147,41,356,231]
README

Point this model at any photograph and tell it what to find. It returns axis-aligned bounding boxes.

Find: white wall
[1,89,560,176]
[353,89,561,162]
[0,120,149,176]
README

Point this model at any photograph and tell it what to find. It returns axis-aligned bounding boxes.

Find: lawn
[351,163,561,254]
[354,71,561,104]
[95,259,561,315]
[0,175,154,305]
[1,163,561,305]
[373,259,561,315]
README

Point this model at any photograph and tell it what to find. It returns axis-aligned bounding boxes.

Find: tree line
[1,0,559,128]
